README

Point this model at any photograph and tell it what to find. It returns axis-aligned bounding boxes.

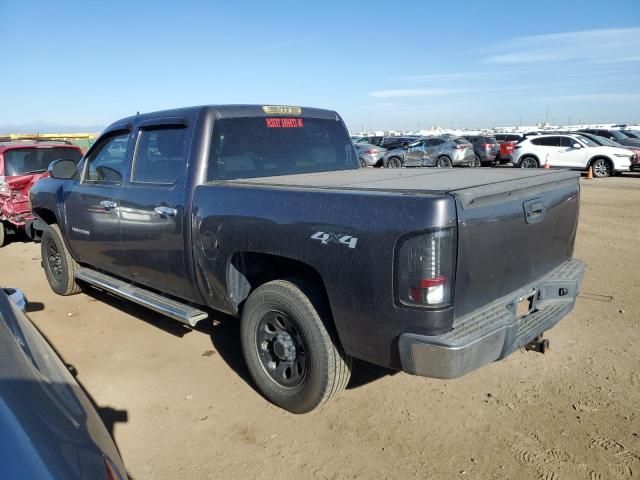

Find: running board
[75,268,208,327]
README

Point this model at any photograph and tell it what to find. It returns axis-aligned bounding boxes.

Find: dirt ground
[1,174,639,480]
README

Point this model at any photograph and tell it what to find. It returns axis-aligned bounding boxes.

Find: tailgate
[450,170,580,321]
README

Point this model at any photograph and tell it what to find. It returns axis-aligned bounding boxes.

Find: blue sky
[1,0,639,132]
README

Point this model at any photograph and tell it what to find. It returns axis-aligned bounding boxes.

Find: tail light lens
[455,145,468,149]
[366,149,379,155]
[396,229,455,308]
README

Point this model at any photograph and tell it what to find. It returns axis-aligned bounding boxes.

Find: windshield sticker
[265,118,304,128]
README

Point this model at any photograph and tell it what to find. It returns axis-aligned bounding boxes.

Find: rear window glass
[208,117,356,180]
[3,147,82,176]
[484,137,498,144]
[454,138,470,145]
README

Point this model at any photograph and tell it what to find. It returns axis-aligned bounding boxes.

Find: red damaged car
[0,141,83,246]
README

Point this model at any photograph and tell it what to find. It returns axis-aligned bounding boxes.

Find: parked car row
[354,128,640,177]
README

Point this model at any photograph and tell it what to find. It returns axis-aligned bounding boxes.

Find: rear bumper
[398,259,586,379]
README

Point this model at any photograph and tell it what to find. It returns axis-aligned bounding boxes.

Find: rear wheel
[240,279,352,413]
[386,157,402,168]
[41,224,81,296]
[519,156,539,168]
[359,159,367,168]
[591,158,612,178]
[436,156,452,168]
[472,155,482,167]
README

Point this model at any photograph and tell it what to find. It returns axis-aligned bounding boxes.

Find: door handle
[154,206,177,217]
[99,200,118,210]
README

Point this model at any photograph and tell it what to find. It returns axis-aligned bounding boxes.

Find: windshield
[3,147,82,176]
[208,117,357,180]
[585,134,617,146]
[623,131,640,139]
[577,136,598,147]
[609,130,628,140]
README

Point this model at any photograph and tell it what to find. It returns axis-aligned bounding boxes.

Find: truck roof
[107,104,340,131]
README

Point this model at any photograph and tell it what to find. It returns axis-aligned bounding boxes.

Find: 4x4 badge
[310,231,358,249]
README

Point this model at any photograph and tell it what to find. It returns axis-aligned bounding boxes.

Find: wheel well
[33,208,58,225]
[589,156,612,167]
[228,252,331,315]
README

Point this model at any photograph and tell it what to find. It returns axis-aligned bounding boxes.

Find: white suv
[512,134,634,177]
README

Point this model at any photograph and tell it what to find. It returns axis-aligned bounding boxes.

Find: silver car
[383,136,476,168]
[354,143,387,167]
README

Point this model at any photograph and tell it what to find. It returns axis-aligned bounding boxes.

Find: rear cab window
[208,117,356,181]
[3,147,82,176]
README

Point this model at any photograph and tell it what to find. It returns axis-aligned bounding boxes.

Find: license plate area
[516,291,537,318]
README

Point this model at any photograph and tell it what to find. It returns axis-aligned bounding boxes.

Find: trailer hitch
[524,335,550,354]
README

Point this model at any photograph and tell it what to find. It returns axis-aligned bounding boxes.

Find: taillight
[455,144,468,149]
[366,150,379,155]
[396,229,454,308]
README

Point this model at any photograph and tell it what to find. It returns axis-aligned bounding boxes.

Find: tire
[519,156,539,168]
[436,156,453,168]
[472,155,481,167]
[590,158,612,178]
[386,157,402,168]
[0,223,7,248]
[41,224,81,296]
[359,159,367,168]
[240,279,352,413]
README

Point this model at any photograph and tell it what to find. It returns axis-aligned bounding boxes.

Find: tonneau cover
[228,168,579,197]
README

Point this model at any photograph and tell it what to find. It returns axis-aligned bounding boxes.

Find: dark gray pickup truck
[30,105,585,413]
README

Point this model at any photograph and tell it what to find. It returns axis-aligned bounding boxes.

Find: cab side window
[84,133,130,184]
[132,127,188,184]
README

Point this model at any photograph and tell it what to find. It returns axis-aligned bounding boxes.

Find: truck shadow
[81,287,395,395]
[196,315,396,392]
[81,287,193,338]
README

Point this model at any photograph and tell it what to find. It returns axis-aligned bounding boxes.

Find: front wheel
[386,157,402,168]
[471,155,481,167]
[436,156,453,168]
[41,224,81,296]
[240,279,352,413]
[591,158,612,177]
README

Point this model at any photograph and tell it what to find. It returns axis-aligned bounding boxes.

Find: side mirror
[48,159,78,179]
[572,143,582,149]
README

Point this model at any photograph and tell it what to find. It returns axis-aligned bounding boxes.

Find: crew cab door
[64,130,131,277]
[117,120,199,303]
